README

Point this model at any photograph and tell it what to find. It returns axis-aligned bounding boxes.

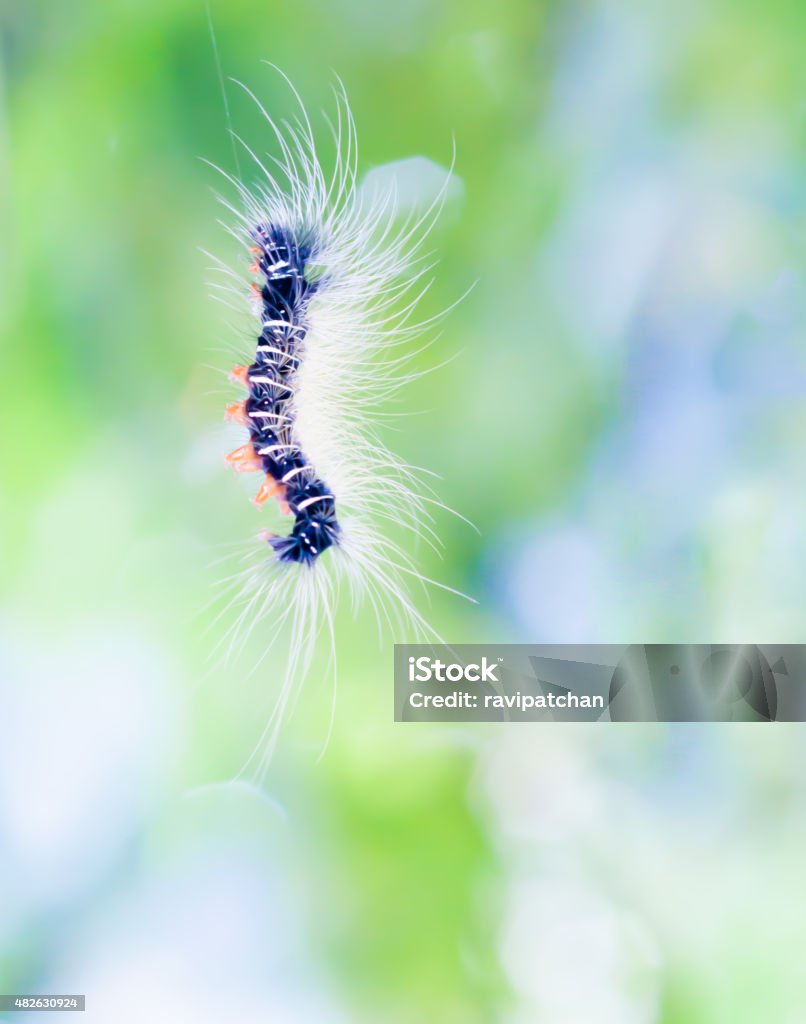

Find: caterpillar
[207,74,466,766]
[225,223,339,565]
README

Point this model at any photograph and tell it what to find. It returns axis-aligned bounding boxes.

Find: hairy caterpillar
[207,73,466,766]
[225,222,338,565]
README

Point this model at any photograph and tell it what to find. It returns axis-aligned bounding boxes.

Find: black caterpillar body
[240,223,339,564]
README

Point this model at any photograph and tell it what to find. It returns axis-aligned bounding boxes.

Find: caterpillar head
[269,513,340,565]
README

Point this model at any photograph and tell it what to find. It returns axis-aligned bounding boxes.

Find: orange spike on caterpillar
[225,400,249,426]
[252,476,291,516]
[251,475,279,506]
[225,443,262,473]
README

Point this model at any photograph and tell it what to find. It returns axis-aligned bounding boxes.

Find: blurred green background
[2,0,806,1021]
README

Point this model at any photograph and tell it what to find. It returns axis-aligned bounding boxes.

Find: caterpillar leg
[226,443,262,473]
[252,475,279,504]
[225,400,249,426]
[252,476,278,506]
